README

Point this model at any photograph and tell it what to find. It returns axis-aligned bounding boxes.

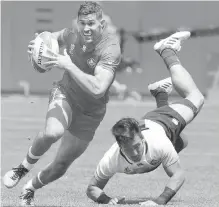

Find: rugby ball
[31,31,59,73]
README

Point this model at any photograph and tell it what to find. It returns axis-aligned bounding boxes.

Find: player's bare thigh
[45,99,72,139]
[169,95,204,124]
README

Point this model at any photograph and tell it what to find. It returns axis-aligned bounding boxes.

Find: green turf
[1,97,219,207]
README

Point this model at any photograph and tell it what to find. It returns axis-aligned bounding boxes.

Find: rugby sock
[32,172,45,190]
[24,179,36,191]
[26,146,42,165]
[21,158,34,171]
[160,48,181,69]
[155,92,169,108]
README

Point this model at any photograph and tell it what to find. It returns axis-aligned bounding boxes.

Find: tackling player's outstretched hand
[27,33,39,61]
[108,197,125,205]
[139,200,158,206]
[42,49,73,70]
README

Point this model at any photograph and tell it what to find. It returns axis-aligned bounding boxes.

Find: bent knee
[197,93,205,112]
[187,90,205,112]
[43,128,64,143]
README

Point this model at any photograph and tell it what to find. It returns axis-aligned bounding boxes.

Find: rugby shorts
[142,99,197,146]
[48,83,106,142]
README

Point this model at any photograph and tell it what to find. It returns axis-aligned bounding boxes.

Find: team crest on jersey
[87,58,96,68]
[69,44,75,55]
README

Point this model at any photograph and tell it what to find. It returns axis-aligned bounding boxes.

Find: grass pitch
[1,96,219,207]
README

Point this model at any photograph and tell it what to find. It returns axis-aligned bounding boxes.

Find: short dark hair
[111,118,141,145]
[78,1,103,20]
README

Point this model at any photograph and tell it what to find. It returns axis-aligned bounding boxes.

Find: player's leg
[148,77,172,108]
[19,108,105,206]
[174,132,188,153]
[20,131,89,206]
[3,85,72,189]
[148,77,188,153]
[154,31,204,124]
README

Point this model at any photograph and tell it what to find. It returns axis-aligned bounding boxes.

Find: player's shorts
[142,99,196,146]
[48,83,106,142]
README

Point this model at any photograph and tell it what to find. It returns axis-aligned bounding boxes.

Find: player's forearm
[86,185,111,204]
[66,64,104,99]
[155,170,185,205]
[166,169,185,192]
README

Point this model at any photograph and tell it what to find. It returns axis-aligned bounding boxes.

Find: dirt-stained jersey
[57,25,121,113]
[94,120,179,180]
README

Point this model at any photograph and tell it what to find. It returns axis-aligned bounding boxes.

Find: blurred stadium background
[1,1,219,99]
[1,1,219,207]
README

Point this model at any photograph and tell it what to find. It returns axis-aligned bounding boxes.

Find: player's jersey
[57,25,121,113]
[94,120,179,180]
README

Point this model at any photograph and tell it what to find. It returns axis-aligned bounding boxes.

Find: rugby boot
[148,77,173,97]
[3,164,29,188]
[20,187,35,206]
[154,31,191,54]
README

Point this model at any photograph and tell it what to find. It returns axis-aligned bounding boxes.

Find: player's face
[120,134,144,162]
[77,13,104,44]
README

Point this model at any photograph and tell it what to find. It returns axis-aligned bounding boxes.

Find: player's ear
[100,19,105,29]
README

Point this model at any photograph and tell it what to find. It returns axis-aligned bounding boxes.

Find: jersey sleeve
[97,43,121,74]
[161,141,179,168]
[94,145,118,181]
[57,28,76,47]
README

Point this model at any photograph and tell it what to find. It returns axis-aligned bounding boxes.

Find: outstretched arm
[141,161,185,206]
[86,143,125,204]
[86,176,111,203]
[156,161,185,205]
[87,175,125,204]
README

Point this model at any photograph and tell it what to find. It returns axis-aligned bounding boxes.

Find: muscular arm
[66,44,121,99]
[155,161,185,205]
[66,64,115,99]
[86,176,112,203]
[51,28,121,98]
[164,161,185,191]
[86,143,120,203]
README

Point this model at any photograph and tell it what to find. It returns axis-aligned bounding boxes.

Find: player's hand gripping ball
[30,32,59,73]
